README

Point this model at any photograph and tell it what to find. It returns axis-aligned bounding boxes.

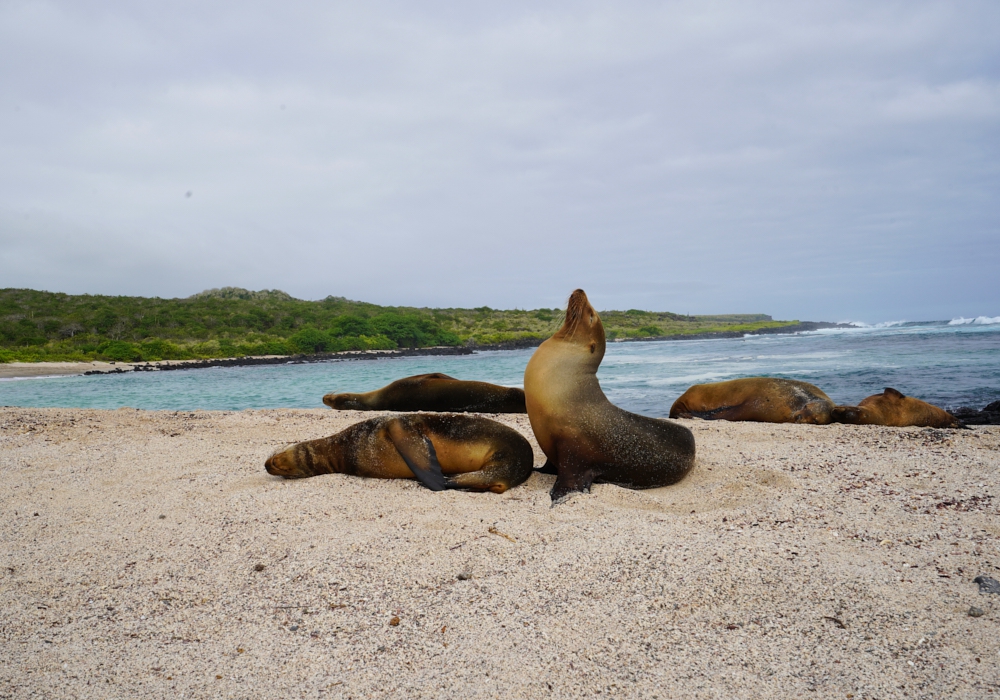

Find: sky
[1,1,998,322]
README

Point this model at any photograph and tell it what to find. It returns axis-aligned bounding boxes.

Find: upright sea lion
[323,373,526,413]
[831,388,962,428]
[264,413,534,493]
[523,289,696,501]
[669,377,836,424]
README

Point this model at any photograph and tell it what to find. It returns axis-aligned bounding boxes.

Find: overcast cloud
[1,1,997,321]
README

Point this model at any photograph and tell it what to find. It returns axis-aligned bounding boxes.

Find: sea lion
[669,377,836,424]
[264,413,534,493]
[523,289,696,501]
[831,388,962,428]
[323,373,526,413]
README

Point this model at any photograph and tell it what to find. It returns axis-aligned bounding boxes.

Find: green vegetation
[0,287,797,363]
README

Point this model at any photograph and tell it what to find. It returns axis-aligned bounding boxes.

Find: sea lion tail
[387,421,451,491]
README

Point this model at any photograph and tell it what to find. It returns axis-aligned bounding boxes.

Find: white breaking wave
[949,316,1000,326]
[822,320,907,331]
[842,320,908,329]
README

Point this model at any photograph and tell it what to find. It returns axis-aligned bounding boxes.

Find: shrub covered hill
[0,287,797,363]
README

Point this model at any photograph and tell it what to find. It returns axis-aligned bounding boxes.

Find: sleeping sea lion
[323,373,526,413]
[264,413,534,493]
[523,289,696,502]
[831,388,962,428]
[669,377,836,424]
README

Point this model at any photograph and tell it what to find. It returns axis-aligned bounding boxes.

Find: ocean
[2,319,999,416]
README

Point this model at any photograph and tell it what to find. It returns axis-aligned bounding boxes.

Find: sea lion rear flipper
[386,421,450,492]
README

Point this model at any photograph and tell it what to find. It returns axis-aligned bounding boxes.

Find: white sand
[0,362,127,379]
[0,360,204,380]
[1,407,998,698]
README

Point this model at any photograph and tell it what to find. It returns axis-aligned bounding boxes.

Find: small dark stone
[289,625,299,631]
[158,514,166,520]
[968,606,985,618]
[457,572,471,581]
[974,575,1000,594]
[33,512,39,517]
[253,563,266,572]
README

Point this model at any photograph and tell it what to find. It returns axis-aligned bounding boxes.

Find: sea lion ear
[883,388,905,399]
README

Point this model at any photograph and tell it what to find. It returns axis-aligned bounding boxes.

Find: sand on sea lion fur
[265,413,534,493]
[2,406,998,698]
[524,289,696,500]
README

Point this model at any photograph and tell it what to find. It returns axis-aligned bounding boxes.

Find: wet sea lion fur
[265,413,535,493]
[323,373,526,414]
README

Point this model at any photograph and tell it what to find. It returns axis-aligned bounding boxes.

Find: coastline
[2,406,997,697]
[0,321,853,380]
[0,346,474,381]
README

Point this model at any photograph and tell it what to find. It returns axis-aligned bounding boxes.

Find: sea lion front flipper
[534,459,558,475]
[386,421,450,492]
[550,463,597,503]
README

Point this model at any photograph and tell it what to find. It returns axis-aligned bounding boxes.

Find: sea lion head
[323,392,366,410]
[830,405,863,423]
[265,439,337,478]
[551,289,605,364]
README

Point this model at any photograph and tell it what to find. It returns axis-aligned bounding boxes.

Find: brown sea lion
[523,289,696,502]
[264,413,534,493]
[831,388,962,428]
[323,373,526,413]
[669,377,836,424]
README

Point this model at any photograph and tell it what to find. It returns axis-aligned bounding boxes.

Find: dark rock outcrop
[84,346,473,376]
[951,400,1000,426]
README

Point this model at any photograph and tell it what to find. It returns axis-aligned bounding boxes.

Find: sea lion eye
[590,343,596,354]
[589,314,594,325]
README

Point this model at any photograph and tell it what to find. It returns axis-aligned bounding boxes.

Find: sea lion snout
[264,445,320,479]
[264,448,295,477]
[323,393,365,410]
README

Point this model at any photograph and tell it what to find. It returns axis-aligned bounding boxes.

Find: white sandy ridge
[1,407,998,698]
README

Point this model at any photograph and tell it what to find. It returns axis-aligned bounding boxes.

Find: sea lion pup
[323,373,526,413]
[669,377,836,424]
[523,289,696,502]
[264,413,534,493]
[831,388,963,428]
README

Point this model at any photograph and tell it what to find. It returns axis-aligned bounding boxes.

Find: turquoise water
[2,321,999,417]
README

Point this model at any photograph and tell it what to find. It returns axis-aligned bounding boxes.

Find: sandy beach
[0,362,132,380]
[1,407,998,698]
[0,360,212,380]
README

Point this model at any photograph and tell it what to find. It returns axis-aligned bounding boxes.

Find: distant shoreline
[0,321,855,380]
